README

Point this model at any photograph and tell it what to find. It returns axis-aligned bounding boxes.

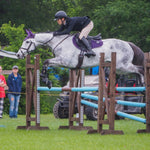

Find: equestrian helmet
[54,11,67,20]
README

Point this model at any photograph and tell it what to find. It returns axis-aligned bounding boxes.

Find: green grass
[0,114,150,150]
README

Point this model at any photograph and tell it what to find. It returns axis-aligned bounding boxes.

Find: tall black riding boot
[81,37,96,57]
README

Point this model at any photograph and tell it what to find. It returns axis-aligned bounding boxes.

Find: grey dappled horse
[17,29,144,85]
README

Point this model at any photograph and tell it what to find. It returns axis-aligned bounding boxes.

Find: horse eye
[26,41,30,44]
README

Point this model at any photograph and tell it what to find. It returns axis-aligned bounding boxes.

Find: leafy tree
[93,0,150,52]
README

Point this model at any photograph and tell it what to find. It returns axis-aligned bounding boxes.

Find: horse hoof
[43,59,49,66]
[85,53,95,58]
[47,80,52,89]
[40,73,45,78]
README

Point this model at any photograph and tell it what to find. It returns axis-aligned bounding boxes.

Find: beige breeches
[79,21,94,39]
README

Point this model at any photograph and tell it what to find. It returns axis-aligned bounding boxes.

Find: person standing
[0,66,7,118]
[7,65,22,118]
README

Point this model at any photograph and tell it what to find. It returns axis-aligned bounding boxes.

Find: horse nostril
[16,54,20,58]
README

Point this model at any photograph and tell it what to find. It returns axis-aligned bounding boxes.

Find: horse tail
[128,42,144,67]
[128,42,144,76]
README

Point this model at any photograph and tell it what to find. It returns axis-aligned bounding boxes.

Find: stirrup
[85,51,96,57]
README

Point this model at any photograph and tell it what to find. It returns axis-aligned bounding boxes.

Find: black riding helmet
[54,11,67,20]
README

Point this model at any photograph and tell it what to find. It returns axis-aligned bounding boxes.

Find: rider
[53,10,96,57]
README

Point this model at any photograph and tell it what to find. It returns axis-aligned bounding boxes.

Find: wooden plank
[144,53,150,132]
[69,70,74,127]
[97,53,105,133]
[26,64,35,69]
[109,52,116,131]
[26,55,32,127]
[70,117,80,122]
[101,63,111,67]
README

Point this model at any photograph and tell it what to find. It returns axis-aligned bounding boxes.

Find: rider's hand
[53,32,58,36]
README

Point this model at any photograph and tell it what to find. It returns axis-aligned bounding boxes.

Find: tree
[93,0,150,52]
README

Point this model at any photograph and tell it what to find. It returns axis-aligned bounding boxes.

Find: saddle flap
[72,34,103,51]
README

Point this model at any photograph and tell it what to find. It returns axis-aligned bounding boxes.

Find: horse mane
[35,31,53,34]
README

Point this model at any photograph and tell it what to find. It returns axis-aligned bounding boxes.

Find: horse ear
[25,29,29,34]
[28,29,34,36]
[28,29,32,34]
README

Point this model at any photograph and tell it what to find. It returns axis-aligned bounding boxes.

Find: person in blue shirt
[7,65,22,118]
[53,10,96,57]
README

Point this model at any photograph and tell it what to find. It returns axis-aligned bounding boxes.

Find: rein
[53,35,71,52]
[20,41,36,56]
[37,34,71,54]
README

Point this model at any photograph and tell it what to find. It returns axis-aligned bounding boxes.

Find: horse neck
[35,33,53,46]
[35,33,72,54]
[48,35,71,50]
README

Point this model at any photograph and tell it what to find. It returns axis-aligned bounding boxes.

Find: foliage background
[0,0,150,114]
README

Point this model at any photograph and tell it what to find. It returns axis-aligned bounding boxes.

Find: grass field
[0,114,150,150]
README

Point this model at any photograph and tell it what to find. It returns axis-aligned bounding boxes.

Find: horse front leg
[41,57,63,88]
[40,65,52,89]
[43,57,64,68]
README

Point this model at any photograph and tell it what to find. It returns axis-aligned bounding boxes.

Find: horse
[17,29,144,87]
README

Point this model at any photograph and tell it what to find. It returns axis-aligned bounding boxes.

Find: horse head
[16,29,36,59]
[17,30,54,59]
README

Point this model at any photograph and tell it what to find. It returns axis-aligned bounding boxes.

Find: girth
[76,51,84,69]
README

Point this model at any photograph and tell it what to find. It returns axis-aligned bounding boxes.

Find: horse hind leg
[137,66,144,85]
[123,63,144,85]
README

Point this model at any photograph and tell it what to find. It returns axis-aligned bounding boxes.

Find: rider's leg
[79,21,96,57]
[80,36,96,56]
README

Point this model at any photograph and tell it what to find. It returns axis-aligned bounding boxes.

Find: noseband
[19,41,36,57]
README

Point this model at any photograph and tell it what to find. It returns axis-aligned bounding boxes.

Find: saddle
[72,33,103,52]
[72,33,103,69]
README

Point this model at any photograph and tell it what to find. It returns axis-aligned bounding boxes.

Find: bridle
[19,33,70,57]
[19,40,36,57]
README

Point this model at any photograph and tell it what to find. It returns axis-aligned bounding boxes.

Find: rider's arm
[56,25,65,32]
[54,19,76,36]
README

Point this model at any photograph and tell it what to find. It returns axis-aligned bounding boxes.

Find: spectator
[7,65,22,118]
[0,66,7,118]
